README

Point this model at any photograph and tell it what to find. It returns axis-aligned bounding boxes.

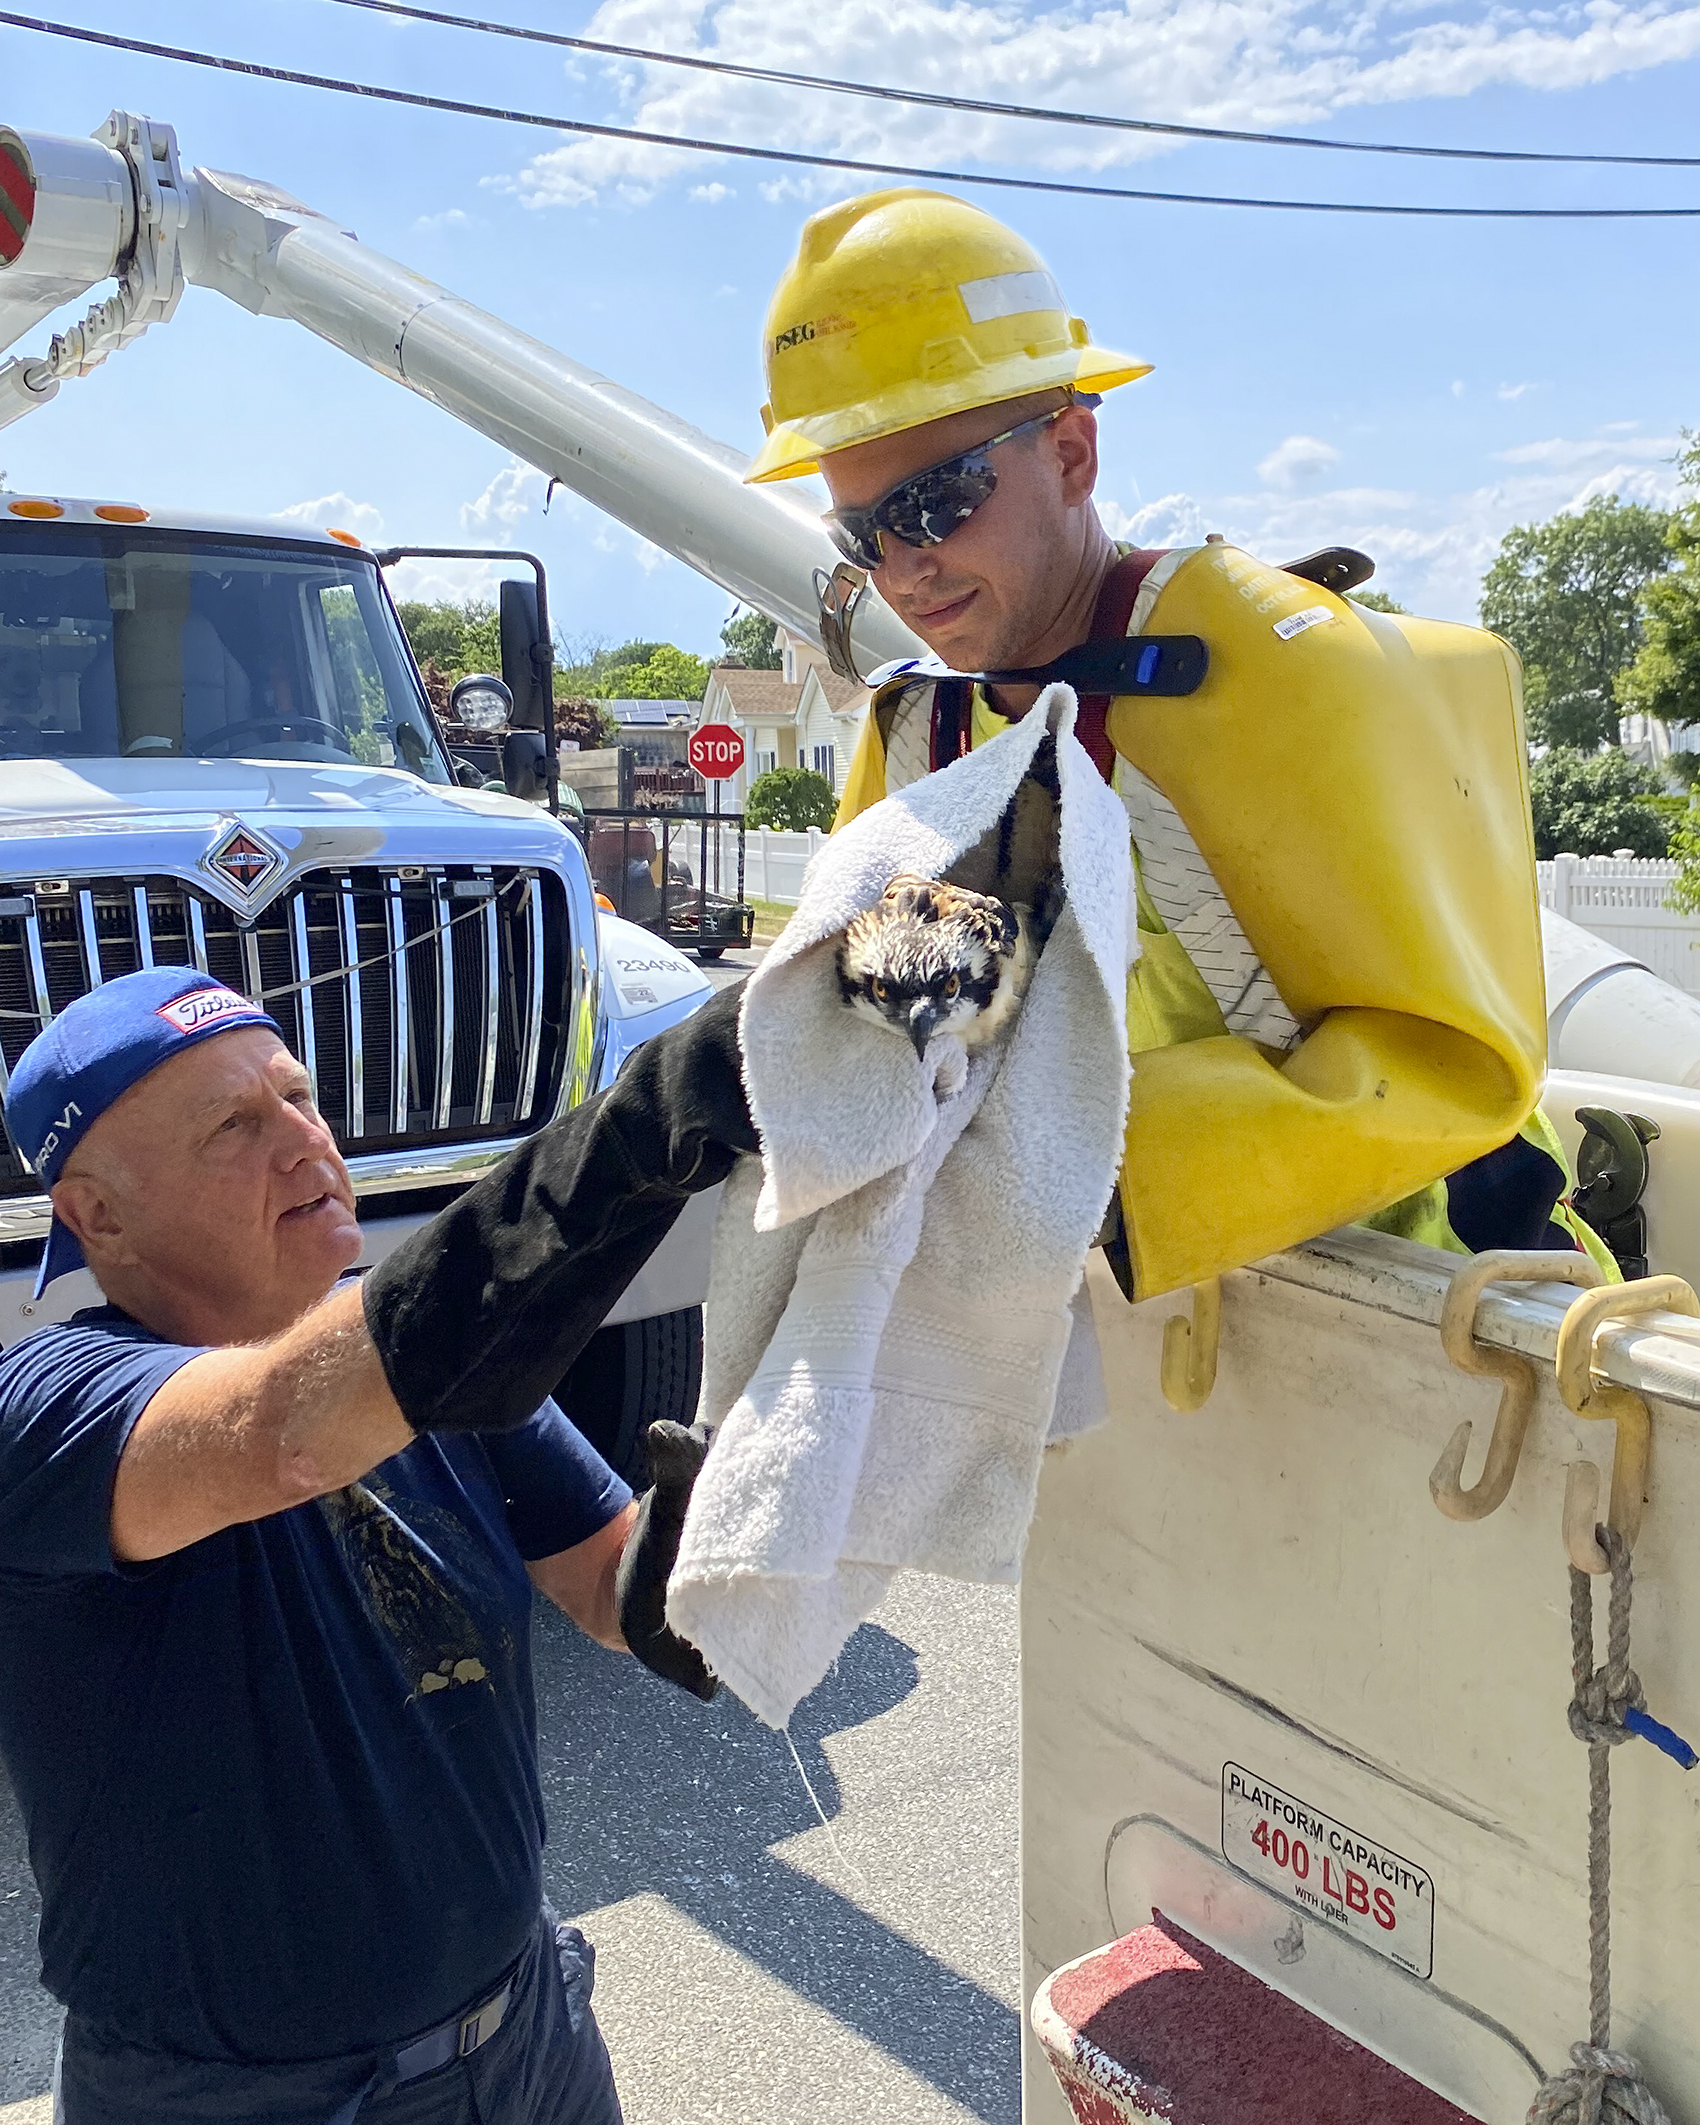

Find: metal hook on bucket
[1432,1251,1604,1523]
[1555,1275,1700,1572]
[1160,1278,1221,1414]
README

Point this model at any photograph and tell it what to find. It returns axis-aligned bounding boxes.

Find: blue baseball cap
[5,968,284,1297]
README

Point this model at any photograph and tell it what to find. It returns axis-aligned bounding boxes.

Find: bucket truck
[8,108,1700,2125]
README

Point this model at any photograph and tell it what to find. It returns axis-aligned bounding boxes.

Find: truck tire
[556,1307,704,1487]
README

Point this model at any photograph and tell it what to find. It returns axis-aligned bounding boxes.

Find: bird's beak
[907,1000,940,1060]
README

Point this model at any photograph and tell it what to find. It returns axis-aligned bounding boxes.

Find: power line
[318,0,1700,171]
[7,12,1700,217]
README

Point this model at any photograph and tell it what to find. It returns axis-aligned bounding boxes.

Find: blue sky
[2,0,1697,650]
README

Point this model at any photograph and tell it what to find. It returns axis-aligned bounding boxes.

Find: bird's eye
[872,979,888,1003]
[943,974,960,999]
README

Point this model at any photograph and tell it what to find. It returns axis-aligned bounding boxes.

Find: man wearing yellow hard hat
[748,187,1610,1299]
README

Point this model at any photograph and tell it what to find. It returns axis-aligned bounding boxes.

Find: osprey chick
[837,875,1033,1060]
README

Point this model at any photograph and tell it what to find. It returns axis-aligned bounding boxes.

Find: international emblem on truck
[202,821,285,906]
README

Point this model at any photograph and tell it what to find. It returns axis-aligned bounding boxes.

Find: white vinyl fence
[704,824,824,911]
[1539,854,1700,996]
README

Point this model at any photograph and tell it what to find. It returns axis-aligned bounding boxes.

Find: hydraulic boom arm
[0,111,920,672]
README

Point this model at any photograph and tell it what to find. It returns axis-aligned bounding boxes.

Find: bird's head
[836,875,1019,1059]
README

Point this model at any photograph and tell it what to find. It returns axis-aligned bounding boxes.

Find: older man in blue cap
[0,964,754,2125]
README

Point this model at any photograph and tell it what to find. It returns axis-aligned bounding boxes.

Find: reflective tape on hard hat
[958,269,1063,324]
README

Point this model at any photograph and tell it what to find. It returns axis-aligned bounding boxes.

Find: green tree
[1479,497,1673,749]
[601,644,712,701]
[555,637,711,700]
[746,766,838,832]
[720,607,783,669]
[1664,805,1700,913]
[1348,588,1408,614]
[556,637,651,694]
[394,598,501,676]
[1528,745,1670,859]
[460,604,502,674]
[1618,435,1700,735]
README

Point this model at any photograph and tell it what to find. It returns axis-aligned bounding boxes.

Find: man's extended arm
[111,1281,409,1561]
[111,985,755,1563]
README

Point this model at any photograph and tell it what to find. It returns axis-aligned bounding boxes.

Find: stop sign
[688,722,746,781]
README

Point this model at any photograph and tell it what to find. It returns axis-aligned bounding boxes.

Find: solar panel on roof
[601,699,683,725]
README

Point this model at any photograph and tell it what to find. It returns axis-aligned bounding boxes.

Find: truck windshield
[0,528,450,781]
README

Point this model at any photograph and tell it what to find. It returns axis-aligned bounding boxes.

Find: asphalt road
[698,941,768,994]
[0,950,1026,2125]
[0,1574,1021,2125]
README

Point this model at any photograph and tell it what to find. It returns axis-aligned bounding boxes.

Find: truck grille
[0,866,570,1197]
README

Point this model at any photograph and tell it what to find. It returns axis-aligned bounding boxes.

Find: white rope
[1527,1528,1671,2125]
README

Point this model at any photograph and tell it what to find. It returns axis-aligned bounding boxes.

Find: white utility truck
[0,489,717,1480]
[8,108,1700,2124]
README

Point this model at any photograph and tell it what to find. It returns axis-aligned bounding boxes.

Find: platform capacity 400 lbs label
[1220,1763,1434,1979]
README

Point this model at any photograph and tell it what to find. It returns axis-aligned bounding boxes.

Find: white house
[1621,709,1700,780]
[697,625,869,807]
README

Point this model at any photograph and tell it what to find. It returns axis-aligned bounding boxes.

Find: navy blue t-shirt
[0,1305,630,2063]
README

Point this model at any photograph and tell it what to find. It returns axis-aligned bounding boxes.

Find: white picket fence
[1539,853,1700,995]
[712,834,1700,997]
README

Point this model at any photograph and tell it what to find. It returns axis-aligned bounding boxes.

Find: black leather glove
[614,1420,718,1701]
[363,982,757,1435]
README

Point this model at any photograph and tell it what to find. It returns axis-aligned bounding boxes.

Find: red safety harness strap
[927,548,1167,782]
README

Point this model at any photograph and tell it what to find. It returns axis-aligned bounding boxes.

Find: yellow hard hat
[746,188,1150,485]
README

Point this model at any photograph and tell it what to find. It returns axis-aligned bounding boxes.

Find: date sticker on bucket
[1221,1763,1434,1979]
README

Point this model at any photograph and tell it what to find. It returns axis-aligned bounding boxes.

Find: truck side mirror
[454,758,486,789]
[500,578,547,731]
[501,728,548,802]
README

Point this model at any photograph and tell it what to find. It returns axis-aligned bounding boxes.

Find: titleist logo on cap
[156,987,265,1035]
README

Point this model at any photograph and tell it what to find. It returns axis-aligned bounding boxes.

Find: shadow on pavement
[0,1763,56,2109]
[532,1601,1020,2125]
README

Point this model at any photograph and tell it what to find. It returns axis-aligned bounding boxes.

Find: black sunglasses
[823,399,1095,573]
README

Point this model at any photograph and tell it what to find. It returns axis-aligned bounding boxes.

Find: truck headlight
[450,675,513,733]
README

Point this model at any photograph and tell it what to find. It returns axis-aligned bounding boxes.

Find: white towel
[666,685,1136,1729]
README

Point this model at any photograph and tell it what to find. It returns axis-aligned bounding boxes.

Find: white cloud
[492,0,1700,210]
[1451,381,1467,399]
[1494,434,1681,471]
[1569,462,1688,510]
[460,460,547,539]
[1100,491,1210,546]
[592,522,672,574]
[371,463,563,603]
[273,492,384,538]
[1497,381,1531,401]
[413,207,474,234]
[1098,446,1689,624]
[1257,434,1341,489]
[385,556,506,604]
[689,183,734,204]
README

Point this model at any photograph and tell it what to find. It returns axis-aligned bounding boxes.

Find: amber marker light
[326,527,363,547]
[595,892,616,912]
[7,498,63,519]
[93,503,149,523]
